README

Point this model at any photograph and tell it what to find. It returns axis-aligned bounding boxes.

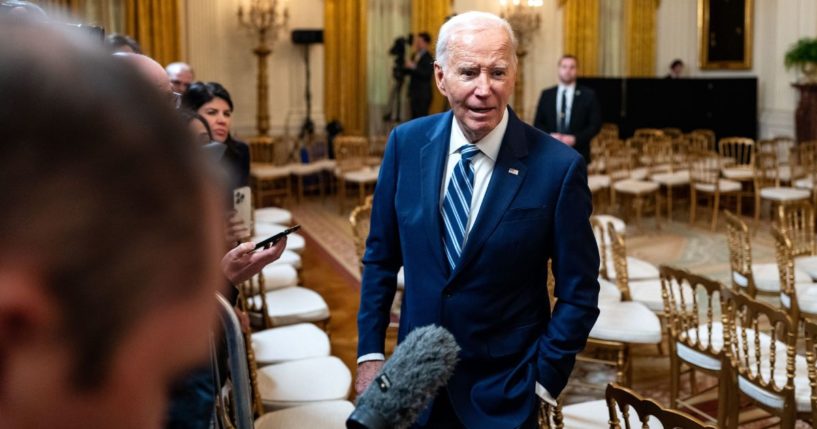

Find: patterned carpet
[291,199,785,425]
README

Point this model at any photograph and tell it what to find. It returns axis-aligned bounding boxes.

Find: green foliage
[785,38,817,69]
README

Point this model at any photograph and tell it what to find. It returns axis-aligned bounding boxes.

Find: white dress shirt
[556,83,576,130]
[357,108,556,405]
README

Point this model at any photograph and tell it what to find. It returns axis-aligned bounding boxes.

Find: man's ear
[434,62,446,96]
[0,266,58,388]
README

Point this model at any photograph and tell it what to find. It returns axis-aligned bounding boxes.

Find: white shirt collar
[448,107,508,162]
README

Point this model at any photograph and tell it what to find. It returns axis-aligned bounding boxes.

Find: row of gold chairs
[248,134,386,211]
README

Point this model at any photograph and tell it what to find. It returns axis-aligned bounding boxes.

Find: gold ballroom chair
[689,150,741,231]
[250,136,293,208]
[753,151,809,226]
[777,200,817,281]
[772,225,817,323]
[334,135,378,213]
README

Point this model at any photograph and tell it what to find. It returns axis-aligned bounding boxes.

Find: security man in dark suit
[533,55,601,165]
[405,32,434,119]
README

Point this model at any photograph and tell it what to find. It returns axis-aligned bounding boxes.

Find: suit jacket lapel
[420,111,452,270]
[448,109,529,282]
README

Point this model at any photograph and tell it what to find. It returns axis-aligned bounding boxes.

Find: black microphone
[347,325,460,429]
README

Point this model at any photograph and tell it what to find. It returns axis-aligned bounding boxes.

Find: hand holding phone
[253,224,301,251]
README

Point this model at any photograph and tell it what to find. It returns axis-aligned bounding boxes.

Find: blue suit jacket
[357,109,600,428]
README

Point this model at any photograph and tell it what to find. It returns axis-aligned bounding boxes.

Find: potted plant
[785,37,817,82]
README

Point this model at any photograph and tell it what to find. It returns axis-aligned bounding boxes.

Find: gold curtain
[411,0,451,114]
[624,0,657,76]
[325,0,368,136]
[562,0,599,76]
[124,0,180,65]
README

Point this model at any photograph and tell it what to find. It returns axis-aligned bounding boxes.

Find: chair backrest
[802,319,817,424]
[773,136,795,165]
[213,294,256,429]
[605,141,633,183]
[369,135,388,159]
[608,223,633,301]
[660,265,725,363]
[688,150,720,187]
[537,398,564,429]
[237,274,273,329]
[723,210,758,297]
[634,128,664,141]
[688,131,716,153]
[662,127,683,140]
[718,137,755,169]
[771,226,802,322]
[349,200,372,274]
[248,137,276,164]
[302,133,330,162]
[720,287,798,415]
[334,135,369,173]
[601,122,620,140]
[754,151,781,190]
[691,129,717,150]
[776,200,817,257]
[642,135,673,175]
[605,383,716,429]
[590,216,610,280]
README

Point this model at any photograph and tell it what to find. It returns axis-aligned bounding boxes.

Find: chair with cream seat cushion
[240,276,330,330]
[251,163,292,208]
[257,356,352,411]
[689,150,742,231]
[590,215,659,282]
[777,200,817,281]
[721,287,812,429]
[772,226,817,323]
[254,400,354,429]
[270,249,302,269]
[255,206,293,225]
[754,152,810,226]
[660,266,728,426]
[724,210,810,298]
[252,322,331,366]
[259,264,299,291]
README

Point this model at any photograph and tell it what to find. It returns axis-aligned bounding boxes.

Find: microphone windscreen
[350,325,460,429]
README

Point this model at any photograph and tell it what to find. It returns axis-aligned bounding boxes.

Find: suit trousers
[411,389,539,429]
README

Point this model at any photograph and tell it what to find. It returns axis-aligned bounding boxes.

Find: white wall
[183,0,324,139]
[656,0,817,138]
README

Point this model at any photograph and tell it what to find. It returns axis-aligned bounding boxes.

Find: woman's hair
[181,81,234,112]
[179,108,213,141]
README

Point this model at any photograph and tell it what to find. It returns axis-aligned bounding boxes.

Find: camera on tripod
[388,34,414,84]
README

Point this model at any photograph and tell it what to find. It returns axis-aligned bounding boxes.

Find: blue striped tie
[442,144,480,270]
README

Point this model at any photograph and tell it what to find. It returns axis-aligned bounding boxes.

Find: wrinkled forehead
[446,26,514,66]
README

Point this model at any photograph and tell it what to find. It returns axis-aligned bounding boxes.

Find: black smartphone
[253,225,301,251]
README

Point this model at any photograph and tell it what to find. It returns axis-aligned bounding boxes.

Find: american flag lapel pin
[509,168,519,175]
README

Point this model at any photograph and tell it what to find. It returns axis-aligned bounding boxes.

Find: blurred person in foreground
[356,11,599,429]
[0,17,225,428]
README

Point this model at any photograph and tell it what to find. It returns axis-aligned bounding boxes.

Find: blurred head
[182,82,234,143]
[113,53,178,108]
[106,33,141,54]
[0,17,225,429]
[415,32,431,51]
[434,11,517,143]
[557,55,578,85]
[166,62,194,93]
[180,109,214,146]
[670,59,684,77]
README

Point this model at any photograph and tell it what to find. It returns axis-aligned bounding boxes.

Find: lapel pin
[509,168,519,175]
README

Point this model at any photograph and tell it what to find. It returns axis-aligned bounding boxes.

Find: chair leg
[711,192,720,231]
[634,195,643,227]
[667,185,674,222]
[690,188,697,226]
[670,356,680,408]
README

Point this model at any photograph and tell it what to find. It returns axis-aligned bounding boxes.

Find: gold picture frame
[698,0,753,70]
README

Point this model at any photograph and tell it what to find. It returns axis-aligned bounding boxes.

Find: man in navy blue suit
[356,11,600,429]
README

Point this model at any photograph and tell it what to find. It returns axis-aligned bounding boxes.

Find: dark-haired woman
[182,82,250,190]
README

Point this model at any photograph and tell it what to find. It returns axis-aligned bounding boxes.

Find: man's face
[557,57,578,85]
[169,69,193,93]
[1,193,225,429]
[435,25,515,143]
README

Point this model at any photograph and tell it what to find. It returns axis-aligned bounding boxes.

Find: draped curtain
[124,0,180,65]
[624,0,657,76]
[367,0,410,135]
[32,0,125,33]
[325,0,368,136]
[598,0,624,76]
[411,0,451,114]
[562,0,600,76]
